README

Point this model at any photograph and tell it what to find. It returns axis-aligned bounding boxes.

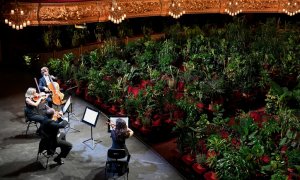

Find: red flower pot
[204,171,218,180]
[197,103,205,109]
[177,81,185,92]
[207,150,217,158]
[152,119,161,127]
[75,87,83,96]
[140,80,150,89]
[181,154,195,166]
[140,126,151,135]
[132,119,142,129]
[175,92,184,99]
[131,87,140,97]
[228,117,235,126]
[250,111,261,122]
[281,145,288,154]
[118,108,126,116]
[208,104,215,112]
[261,155,270,164]
[192,163,206,174]
[108,105,118,114]
[94,98,102,106]
[220,130,229,139]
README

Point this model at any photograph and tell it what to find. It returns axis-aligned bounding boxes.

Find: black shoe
[53,157,64,165]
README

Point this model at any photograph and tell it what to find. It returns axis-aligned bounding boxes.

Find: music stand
[82,107,101,150]
[63,96,80,133]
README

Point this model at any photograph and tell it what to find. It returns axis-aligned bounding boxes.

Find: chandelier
[282,0,300,16]
[4,1,30,30]
[168,0,185,19]
[225,0,243,16]
[108,0,126,24]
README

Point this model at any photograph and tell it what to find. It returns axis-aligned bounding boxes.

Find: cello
[47,74,65,105]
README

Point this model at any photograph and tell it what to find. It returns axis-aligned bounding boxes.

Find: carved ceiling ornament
[243,0,278,11]
[39,4,101,21]
[184,0,220,12]
[122,1,161,15]
[281,0,300,15]
[2,0,298,26]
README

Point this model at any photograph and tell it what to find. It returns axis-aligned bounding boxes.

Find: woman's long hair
[115,118,129,142]
[25,87,36,98]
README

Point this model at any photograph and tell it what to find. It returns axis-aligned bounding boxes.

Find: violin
[32,92,47,102]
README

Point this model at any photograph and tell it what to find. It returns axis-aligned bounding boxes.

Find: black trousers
[27,114,45,123]
[56,132,72,158]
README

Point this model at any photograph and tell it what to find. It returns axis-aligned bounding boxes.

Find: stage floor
[0,65,184,180]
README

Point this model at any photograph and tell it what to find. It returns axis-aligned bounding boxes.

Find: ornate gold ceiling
[2,0,300,26]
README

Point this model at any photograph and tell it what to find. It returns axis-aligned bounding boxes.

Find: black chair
[36,132,57,168]
[24,109,39,135]
[105,149,131,180]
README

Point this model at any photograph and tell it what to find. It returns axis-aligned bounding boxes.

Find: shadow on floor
[0,161,45,178]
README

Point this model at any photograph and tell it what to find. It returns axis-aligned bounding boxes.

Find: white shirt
[44,75,51,84]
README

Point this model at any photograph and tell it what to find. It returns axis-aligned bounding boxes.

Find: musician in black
[39,108,72,165]
[108,118,134,156]
[24,87,48,123]
[39,67,55,107]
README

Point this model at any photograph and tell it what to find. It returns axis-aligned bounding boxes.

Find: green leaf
[279,137,287,146]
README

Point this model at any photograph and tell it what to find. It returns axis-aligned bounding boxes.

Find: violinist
[25,87,49,123]
[107,118,134,156]
[39,108,72,165]
[38,67,55,107]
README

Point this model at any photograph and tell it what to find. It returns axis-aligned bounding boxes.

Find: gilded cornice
[184,0,221,13]
[38,1,106,24]
[2,0,300,26]
[122,1,162,16]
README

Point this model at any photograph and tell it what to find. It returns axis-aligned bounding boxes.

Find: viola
[52,111,63,121]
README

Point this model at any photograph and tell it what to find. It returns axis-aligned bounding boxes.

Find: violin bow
[34,77,41,93]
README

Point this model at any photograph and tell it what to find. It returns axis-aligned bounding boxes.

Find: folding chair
[36,132,58,168]
[105,149,131,180]
[24,108,38,135]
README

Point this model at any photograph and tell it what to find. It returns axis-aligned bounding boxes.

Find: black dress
[24,100,45,123]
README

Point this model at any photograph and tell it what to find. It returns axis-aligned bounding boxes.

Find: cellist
[38,67,56,107]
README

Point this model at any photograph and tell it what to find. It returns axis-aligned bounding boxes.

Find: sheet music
[62,96,71,114]
[82,108,99,126]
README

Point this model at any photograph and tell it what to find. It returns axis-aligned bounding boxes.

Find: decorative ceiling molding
[2,0,299,26]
